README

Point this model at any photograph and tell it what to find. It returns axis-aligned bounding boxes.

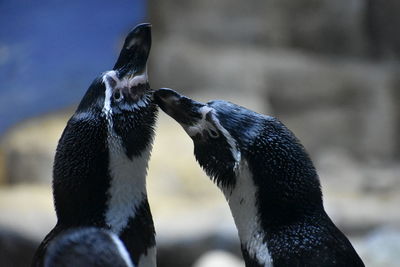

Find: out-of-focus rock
[0,226,38,267]
[149,39,269,114]
[391,73,400,158]
[265,56,399,162]
[317,150,400,235]
[0,185,56,241]
[0,110,72,184]
[317,149,400,195]
[0,148,6,184]
[151,0,400,59]
[356,227,400,267]
[149,0,367,57]
[284,0,367,56]
[151,36,400,162]
[366,0,400,58]
[149,0,400,163]
[192,250,244,267]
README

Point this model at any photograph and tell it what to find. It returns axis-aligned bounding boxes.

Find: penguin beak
[154,88,204,126]
[113,23,151,79]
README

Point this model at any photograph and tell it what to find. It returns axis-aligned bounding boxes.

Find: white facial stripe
[184,106,216,137]
[109,233,135,267]
[211,112,241,165]
[102,71,116,118]
[224,160,272,266]
[103,69,148,89]
[184,106,241,170]
[101,69,149,117]
[129,71,147,88]
[103,70,119,83]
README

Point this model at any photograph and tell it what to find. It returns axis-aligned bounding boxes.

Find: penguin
[44,227,134,267]
[32,23,158,267]
[154,88,365,267]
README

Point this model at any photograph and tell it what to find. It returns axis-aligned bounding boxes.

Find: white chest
[105,135,151,234]
[222,161,273,267]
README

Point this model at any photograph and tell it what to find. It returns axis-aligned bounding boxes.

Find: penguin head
[155,88,322,215]
[73,23,157,157]
[154,88,241,188]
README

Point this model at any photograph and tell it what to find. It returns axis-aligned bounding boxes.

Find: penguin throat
[105,132,151,234]
[222,160,273,266]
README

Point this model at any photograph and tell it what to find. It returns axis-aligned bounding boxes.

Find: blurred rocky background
[1,0,400,266]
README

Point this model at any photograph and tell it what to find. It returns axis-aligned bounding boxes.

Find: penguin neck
[221,160,273,267]
[105,133,151,234]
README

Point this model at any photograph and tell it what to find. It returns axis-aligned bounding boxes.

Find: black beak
[154,88,204,125]
[113,23,151,78]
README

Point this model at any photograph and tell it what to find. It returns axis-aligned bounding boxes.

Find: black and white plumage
[32,23,158,267]
[154,88,365,267]
[44,227,134,267]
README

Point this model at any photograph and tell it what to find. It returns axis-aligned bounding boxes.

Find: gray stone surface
[366,0,400,58]
[150,0,400,58]
[149,0,368,56]
[356,227,400,267]
[0,110,71,184]
[0,185,56,241]
[149,38,269,113]
[149,0,400,161]
[265,58,399,161]
[150,37,400,161]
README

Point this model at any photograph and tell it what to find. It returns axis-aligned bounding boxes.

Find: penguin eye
[113,90,123,102]
[208,129,219,138]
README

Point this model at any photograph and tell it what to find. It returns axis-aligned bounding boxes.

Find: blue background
[0,0,147,133]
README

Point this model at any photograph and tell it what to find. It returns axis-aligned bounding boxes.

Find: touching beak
[113,23,151,79]
[154,88,205,126]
